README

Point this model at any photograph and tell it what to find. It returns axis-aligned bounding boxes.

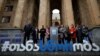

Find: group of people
[23,23,47,45]
[23,23,92,45]
[55,24,92,44]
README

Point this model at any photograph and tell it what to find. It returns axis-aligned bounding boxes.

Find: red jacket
[69,26,76,39]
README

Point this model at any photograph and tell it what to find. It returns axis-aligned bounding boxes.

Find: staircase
[0,28,23,44]
[0,28,100,56]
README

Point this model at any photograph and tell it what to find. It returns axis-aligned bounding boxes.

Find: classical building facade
[0,0,100,29]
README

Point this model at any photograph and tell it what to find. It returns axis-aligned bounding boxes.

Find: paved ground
[0,52,100,56]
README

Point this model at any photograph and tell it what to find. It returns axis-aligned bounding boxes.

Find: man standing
[23,23,32,45]
[82,25,92,44]
[40,25,46,44]
[58,25,66,44]
[76,24,83,43]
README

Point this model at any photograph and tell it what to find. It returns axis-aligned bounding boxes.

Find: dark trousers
[58,38,64,44]
[58,34,64,44]
[70,34,76,43]
[77,36,83,43]
[72,38,76,43]
[47,35,50,41]
[32,37,37,44]
[64,34,71,43]
[83,35,92,44]
[88,36,92,44]
[23,33,30,45]
[40,35,45,44]
[65,37,71,43]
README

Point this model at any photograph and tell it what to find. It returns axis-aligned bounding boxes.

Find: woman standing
[69,24,77,43]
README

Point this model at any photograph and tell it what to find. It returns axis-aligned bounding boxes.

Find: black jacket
[24,24,33,33]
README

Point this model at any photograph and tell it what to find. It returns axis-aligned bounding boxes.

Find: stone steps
[0,52,100,56]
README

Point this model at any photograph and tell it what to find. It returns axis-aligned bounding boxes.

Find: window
[0,16,11,23]
[52,9,60,20]
[6,0,11,4]
[4,5,13,12]
[6,0,14,4]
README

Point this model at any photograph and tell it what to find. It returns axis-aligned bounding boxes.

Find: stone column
[78,0,90,27]
[0,0,4,11]
[13,0,26,28]
[27,0,34,23]
[46,0,50,27]
[86,0,100,27]
[38,0,48,29]
[62,0,75,28]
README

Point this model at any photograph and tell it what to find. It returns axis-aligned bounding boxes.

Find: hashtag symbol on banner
[1,41,10,52]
